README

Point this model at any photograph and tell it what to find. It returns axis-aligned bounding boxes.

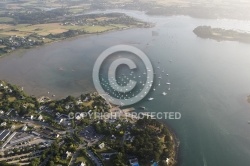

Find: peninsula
[0,8,151,57]
[193,26,250,44]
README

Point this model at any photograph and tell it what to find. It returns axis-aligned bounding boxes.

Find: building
[66,151,72,158]
[22,125,27,131]
[0,130,11,141]
[80,162,86,166]
[38,115,43,121]
[99,142,105,149]
[129,158,139,166]
[0,122,6,126]
[166,158,170,165]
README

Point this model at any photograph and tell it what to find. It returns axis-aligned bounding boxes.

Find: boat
[162,92,167,96]
[166,82,171,85]
[168,87,171,91]
[139,106,146,110]
[148,97,154,101]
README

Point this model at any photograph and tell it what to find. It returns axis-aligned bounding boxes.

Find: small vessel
[148,97,154,101]
[166,82,171,85]
[153,88,156,91]
[139,106,146,110]
[162,92,167,96]
[168,87,171,91]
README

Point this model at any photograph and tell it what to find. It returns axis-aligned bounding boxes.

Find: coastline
[0,24,152,59]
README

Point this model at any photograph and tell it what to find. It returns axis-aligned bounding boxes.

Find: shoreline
[0,24,152,59]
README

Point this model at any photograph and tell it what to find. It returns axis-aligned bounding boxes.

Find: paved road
[87,150,103,166]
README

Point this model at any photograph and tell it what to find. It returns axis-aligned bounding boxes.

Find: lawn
[8,97,16,102]
[0,17,14,23]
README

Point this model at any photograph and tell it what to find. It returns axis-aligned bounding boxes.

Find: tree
[30,158,40,166]
[48,161,55,166]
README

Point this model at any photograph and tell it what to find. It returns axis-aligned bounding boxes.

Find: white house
[0,122,6,126]
[38,115,43,121]
[80,162,86,166]
[99,142,105,149]
[22,125,27,131]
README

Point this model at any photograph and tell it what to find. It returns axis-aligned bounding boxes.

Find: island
[193,26,250,43]
[0,80,178,166]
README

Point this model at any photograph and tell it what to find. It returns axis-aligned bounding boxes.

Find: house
[0,110,4,114]
[0,122,6,127]
[65,105,70,110]
[76,99,83,105]
[22,125,27,131]
[166,158,170,165]
[38,115,43,121]
[151,162,158,166]
[11,125,15,130]
[80,162,86,166]
[129,158,139,166]
[116,124,121,129]
[66,151,72,158]
[99,142,105,149]
[56,118,64,124]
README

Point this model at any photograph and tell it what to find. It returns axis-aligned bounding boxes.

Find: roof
[151,162,158,166]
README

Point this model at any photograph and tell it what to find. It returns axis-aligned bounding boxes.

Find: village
[0,80,176,166]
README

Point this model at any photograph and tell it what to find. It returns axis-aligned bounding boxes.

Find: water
[1,10,250,165]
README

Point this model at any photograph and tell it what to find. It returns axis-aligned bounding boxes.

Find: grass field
[0,23,128,37]
[0,17,14,23]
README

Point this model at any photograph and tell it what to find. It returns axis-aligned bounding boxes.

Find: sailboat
[148,97,154,101]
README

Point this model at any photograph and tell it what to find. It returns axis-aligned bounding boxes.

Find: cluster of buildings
[0,35,44,53]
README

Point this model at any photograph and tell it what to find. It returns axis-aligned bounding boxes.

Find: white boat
[148,97,154,101]
[166,82,171,85]
[162,92,167,96]
[168,87,171,91]
[139,106,146,110]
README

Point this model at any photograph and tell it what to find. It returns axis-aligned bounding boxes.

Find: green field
[0,17,14,23]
